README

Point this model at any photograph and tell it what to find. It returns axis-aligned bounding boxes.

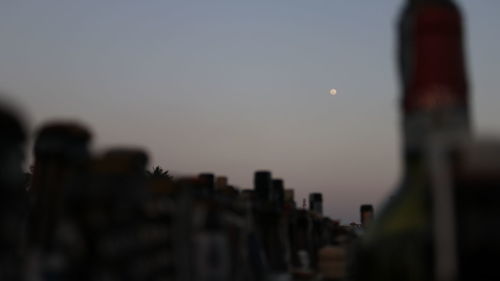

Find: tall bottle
[199,172,215,196]
[25,122,92,281]
[215,176,228,191]
[270,179,291,280]
[309,193,323,216]
[284,189,296,211]
[253,171,293,280]
[360,204,374,230]
[83,149,153,281]
[453,139,500,280]
[254,171,272,205]
[27,123,91,250]
[350,0,470,280]
[0,104,27,281]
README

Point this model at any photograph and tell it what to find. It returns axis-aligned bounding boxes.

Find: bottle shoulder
[349,178,434,281]
[367,178,432,242]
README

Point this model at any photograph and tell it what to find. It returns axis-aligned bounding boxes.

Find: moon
[329,88,337,95]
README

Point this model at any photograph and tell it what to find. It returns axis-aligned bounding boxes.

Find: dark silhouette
[146,165,173,180]
[0,103,27,281]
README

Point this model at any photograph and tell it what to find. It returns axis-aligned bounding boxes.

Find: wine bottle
[26,122,92,281]
[360,204,374,230]
[453,139,500,280]
[309,193,323,216]
[0,104,27,281]
[199,173,215,196]
[350,1,471,280]
[83,149,156,281]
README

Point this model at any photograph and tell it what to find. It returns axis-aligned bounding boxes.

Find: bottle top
[309,193,323,215]
[284,189,295,201]
[360,204,374,213]
[215,176,228,189]
[0,105,26,187]
[309,193,323,202]
[34,122,91,161]
[271,179,285,209]
[97,148,148,174]
[87,149,149,204]
[254,170,272,201]
[272,179,284,189]
[254,170,272,185]
[199,173,215,189]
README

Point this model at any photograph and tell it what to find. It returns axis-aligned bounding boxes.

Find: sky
[0,0,499,223]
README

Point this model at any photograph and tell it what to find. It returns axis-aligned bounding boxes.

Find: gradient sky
[1,0,499,223]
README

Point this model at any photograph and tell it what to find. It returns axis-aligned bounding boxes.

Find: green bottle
[350,0,470,280]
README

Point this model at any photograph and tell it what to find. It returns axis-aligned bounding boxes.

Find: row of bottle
[0,105,361,281]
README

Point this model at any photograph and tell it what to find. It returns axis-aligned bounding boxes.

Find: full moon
[329,89,337,95]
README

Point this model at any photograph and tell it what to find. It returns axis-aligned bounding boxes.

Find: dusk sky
[1,0,499,223]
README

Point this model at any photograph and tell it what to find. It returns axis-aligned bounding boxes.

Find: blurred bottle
[350,0,470,280]
[308,193,325,270]
[82,149,153,281]
[236,187,268,281]
[399,0,470,159]
[253,171,275,278]
[28,122,91,248]
[271,179,285,213]
[214,176,239,199]
[285,189,300,270]
[195,173,232,281]
[309,193,323,216]
[284,189,296,211]
[254,171,272,205]
[26,122,91,281]
[291,210,314,280]
[194,206,231,281]
[269,179,291,281]
[253,171,293,281]
[453,140,500,280]
[215,176,228,191]
[360,204,374,230]
[0,104,27,281]
[143,175,178,280]
[199,173,215,196]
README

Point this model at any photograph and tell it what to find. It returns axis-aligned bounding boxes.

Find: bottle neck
[401,106,470,184]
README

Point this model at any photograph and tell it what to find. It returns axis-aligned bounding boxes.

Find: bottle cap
[215,176,228,190]
[34,122,91,161]
[254,170,272,202]
[199,173,215,190]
